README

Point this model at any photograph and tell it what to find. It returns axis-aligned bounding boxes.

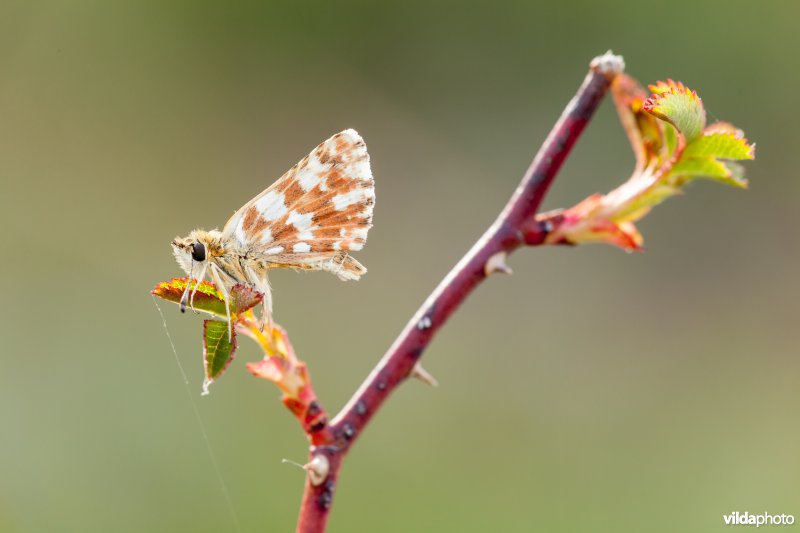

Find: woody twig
[294,52,625,533]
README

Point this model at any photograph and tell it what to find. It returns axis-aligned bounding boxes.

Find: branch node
[305,454,330,487]
[485,251,513,276]
[411,363,439,387]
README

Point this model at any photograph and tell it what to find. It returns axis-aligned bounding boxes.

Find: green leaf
[151,278,263,317]
[643,80,706,141]
[683,132,755,160]
[670,156,748,188]
[671,157,730,178]
[724,161,748,186]
[203,320,237,390]
[664,123,678,157]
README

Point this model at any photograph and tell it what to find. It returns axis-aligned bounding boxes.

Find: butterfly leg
[179,280,192,312]
[189,262,209,311]
[244,265,272,333]
[209,263,233,341]
[179,271,195,312]
[259,281,274,333]
[253,272,276,350]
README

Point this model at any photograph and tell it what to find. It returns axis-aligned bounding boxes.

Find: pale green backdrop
[1,1,798,532]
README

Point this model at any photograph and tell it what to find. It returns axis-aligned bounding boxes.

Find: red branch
[295,53,625,533]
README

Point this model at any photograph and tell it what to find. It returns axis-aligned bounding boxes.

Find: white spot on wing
[260,228,274,244]
[351,227,369,241]
[287,210,316,240]
[332,188,367,211]
[351,159,372,181]
[263,246,284,255]
[293,242,311,253]
[297,156,325,191]
[255,191,288,221]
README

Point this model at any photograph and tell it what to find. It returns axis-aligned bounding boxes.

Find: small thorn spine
[411,363,439,387]
[485,252,513,276]
[306,454,330,486]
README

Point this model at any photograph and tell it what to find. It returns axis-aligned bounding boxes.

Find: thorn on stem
[305,454,330,487]
[485,251,513,276]
[411,363,439,387]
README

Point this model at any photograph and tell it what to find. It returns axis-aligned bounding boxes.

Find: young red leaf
[245,326,310,403]
[611,74,670,172]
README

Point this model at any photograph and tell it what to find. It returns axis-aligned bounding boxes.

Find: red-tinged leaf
[245,325,311,402]
[552,211,644,251]
[151,278,263,317]
[202,320,237,394]
[611,74,669,171]
[643,79,706,142]
[583,219,644,250]
[152,278,227,316]
[247,357,306,398]
[227,284,264,315]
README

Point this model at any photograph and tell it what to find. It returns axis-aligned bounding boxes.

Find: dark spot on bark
[377,381,387,391]
[318,481,335,510]
[310,419,327,433]
[341,423,355,440]
[355,401,367,416]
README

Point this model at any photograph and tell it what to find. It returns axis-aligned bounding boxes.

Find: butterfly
[171,129,375,336]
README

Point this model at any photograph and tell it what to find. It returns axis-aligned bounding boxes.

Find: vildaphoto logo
[724,512,796,527]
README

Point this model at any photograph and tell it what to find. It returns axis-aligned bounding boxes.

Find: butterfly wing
[222,129,374,281]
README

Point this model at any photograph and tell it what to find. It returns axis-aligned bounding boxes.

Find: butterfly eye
[191,242,206,262]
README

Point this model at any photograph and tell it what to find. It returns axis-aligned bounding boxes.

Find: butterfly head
[171,230,222,276]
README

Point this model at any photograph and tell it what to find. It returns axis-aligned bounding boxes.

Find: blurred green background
[1,1,798,532]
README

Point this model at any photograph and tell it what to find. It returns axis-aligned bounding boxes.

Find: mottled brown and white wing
[221,129,375,280]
